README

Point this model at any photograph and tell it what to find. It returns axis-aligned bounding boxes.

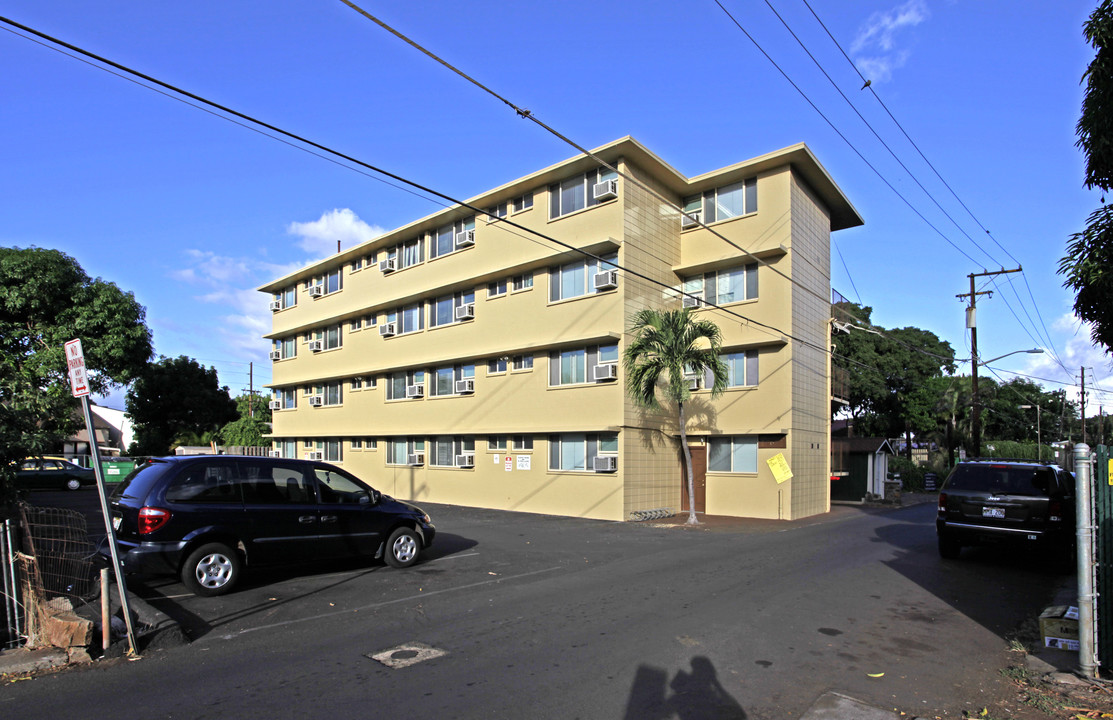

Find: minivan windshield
[944,464,1055,496]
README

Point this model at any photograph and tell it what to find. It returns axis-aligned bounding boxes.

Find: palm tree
[623,307,728,525]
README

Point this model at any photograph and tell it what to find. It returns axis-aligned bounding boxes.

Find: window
[512,272,534,292]
[274,336,297,360]
[386,370,425,400]
[312,382,342,406]
[549,345,616,386]
[488,357,507,375]
[401,237,424,268]
[512,192,534,214]
[431,436,475,467]
[512,354,533,371]
[365,313,377,327]
[430,291,476,328]
[350,318,362,332]
[488,436,508,451]
[387,303,424,335]
[351,377,364,391]
[314,440,343,463]
[548,433,617,471]
[708,436,758,473]
[275,285,296,309]
[684,178,758,224]
[549,168,618,219]
[682,264,758,305]
[485,203,508,223]
[279,388,296,410]
[319,268,343,295]
[387,438,425,465]
[314,325,342,351]
[720,351,759,388]
[431,218,475,258]
[487,279,507,298]
[550,254,618,302]
[351,258,363,272]
[512,435,533,451]
[430,364,475,397]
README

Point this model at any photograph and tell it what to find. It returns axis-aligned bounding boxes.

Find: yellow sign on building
[768,453,794,484]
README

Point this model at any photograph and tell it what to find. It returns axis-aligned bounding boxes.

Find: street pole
[1075,442,1097,678]
[957,267,1021,457]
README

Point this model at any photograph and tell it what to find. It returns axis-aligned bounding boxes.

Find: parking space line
[221,565,562,639]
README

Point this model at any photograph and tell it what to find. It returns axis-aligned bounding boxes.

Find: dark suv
[98,456,435,596]
[936,459,1075,560]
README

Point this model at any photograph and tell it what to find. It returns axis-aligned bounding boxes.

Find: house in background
[830,435,895,502]
[259,137,862,521]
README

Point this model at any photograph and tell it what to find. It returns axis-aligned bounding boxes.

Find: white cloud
[852,0,928,83]
[287,208,384,258]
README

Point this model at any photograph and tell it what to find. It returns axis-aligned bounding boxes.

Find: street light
[1019,404,1042,461]
[971,348,1044,457]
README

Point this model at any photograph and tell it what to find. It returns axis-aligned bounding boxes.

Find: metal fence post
[1077,443,1098,677]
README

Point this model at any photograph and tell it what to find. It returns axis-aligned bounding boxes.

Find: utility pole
[1081,367,1087,445]
[957,267,1022,457]
[249,361,254,419]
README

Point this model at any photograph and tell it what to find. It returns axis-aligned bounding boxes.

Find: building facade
[259,137,862,521]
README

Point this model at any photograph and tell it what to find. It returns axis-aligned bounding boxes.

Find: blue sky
[0,0,1107,417]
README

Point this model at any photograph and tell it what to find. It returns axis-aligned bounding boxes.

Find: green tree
[1061,1,1113,351]
[623,308,727,525]
[126,356,238,456]
[218,394,272,447]
[0,247,152,503]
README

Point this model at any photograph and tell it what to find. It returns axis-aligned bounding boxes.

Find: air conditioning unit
[268,400,282,410]
[593,178,618,201]
[593,269,618,291]
[308,285,325,298]
[682,295,704,308]
[269,450,283,458]
[455,454,475,468]
[406,384,424,399]
[593,364,618,382]
[454,303,475,321]
[593,455,618,472]
[455,229,475,247]
[379,258,397,273]
[308,339,324,352]
[269,300,282,311]
[305,451,324,461]
[407,452,425,466]
[307,395,324,407]
[269,350,282,361]
[686,376,701,391]
[379,322,397,337]
[681,211,701,229]
[455,378,475,394]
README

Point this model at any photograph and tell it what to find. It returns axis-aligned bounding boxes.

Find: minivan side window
[240,462,313,504]
[165,463,240,503]
[315,467,368,504]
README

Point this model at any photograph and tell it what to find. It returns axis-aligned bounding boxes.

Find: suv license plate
[982,507,1005,519]
[112,516,122,531]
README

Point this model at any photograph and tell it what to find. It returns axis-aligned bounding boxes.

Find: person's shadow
[624,656,746,719]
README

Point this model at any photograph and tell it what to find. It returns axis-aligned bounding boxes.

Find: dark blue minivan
[98,455,435,596]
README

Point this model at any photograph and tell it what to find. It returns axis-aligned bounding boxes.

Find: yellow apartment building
[258,137,863,521]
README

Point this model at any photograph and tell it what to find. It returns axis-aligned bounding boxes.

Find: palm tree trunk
[678,401,699,525]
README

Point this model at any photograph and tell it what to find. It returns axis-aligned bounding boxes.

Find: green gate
[1094,445,1112,669]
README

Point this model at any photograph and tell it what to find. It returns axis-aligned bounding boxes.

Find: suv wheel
[385,527,420,568]
[182,542,242,596]
[938,532,962,559]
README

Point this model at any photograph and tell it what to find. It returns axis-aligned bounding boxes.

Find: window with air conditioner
[380,257,397,273]
[406,384,424,399]
[593,363,618,382]
[309,340,324,353]
[550,344,617,386]
[269,349,282,361]
[455,453,475,468]
[269,399,282,410]
[431,218,475,259]
[269,299,282,311]
[379,322,397,337]
[431,364,474,397]
[548,433,618,472]
[454,303,475,321]
[593,455,617,472]
[455,378,475,394]
[592,178,618,201]
[387,303,424,335]
[683,177,757,225]
[309,285,325,298]
[386,438,424,465]
[549,168,618,219]
[550,254,618,302]
[306,451,324,461]
[431,436,475,467]
[593,269,618,291]
[308,395,324,407]
[430,292,476,328]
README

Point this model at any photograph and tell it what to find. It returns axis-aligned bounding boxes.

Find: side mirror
[369,489,381,505]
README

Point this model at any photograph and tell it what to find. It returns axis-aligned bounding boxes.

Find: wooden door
[681,445,706,514]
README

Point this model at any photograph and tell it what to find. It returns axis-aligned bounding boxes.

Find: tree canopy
[0,247,152,502]
[1061,0,1113,351]
[126,356,238,456]
[217,393,272,447]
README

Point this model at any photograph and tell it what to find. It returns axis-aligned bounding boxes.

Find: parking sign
[65,338,90,397]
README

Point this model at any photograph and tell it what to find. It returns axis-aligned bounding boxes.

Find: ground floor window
[707,436,758,473]
[548,433,618,471]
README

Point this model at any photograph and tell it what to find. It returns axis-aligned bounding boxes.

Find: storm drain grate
[367,642,447,669]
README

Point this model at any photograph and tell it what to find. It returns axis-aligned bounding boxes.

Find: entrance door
[681,446,706,514]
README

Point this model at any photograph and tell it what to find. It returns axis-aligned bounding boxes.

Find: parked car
[97,455,435,596]
[16,457,97,491]
[936,458,1075,560]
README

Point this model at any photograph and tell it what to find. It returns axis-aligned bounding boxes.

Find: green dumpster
[100,457,137,483]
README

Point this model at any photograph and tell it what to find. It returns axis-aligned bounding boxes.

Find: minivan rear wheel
[182,542,242,596]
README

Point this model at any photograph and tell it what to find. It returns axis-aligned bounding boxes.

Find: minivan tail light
[938,493,947,512]
[139,507,171,535]
[1049,499,1063,522]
